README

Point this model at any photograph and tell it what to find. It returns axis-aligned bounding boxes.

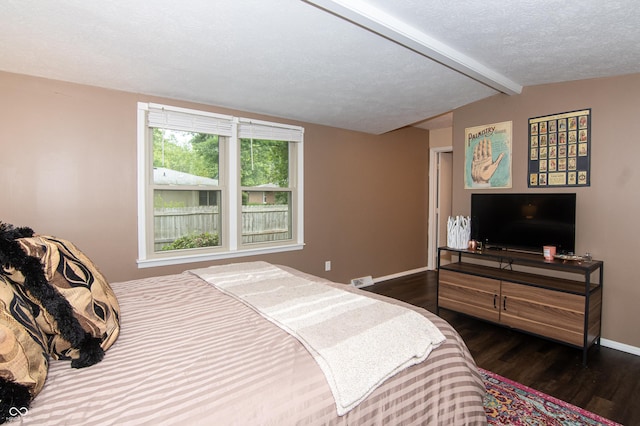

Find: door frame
[427,146,453,270]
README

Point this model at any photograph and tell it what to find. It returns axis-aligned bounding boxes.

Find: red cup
[543,245,556,260]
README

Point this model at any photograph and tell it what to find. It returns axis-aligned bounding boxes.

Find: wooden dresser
[437,247,603,365]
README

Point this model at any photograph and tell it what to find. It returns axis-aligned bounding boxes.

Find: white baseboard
[601,338,640,357]
[374,266,429,283]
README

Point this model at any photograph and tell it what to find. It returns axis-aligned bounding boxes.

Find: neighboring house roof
[153,167,219,186]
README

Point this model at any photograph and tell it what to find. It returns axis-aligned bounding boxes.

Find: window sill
[137,243,304,269]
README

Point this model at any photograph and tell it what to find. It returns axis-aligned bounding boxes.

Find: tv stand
[437,247,603,365]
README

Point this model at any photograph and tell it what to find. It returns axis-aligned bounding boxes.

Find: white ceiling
[2,0,639,134]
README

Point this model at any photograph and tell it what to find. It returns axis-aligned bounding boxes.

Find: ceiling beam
[304,0,522,95]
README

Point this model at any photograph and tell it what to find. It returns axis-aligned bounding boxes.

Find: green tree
[240,139,289,187]
[153,128,193,173]
[191,133,220,179]
[153,130,289,187]
[153,129,219,179]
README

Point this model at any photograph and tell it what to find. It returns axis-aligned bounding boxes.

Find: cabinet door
[500,281,584,346]
[438,270,500,322]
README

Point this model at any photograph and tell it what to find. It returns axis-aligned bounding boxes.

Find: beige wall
[0,71,430,285]
[428,127,452,149]
[452,73,640,348]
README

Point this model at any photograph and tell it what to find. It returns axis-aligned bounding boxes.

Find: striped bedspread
[190,262,446,415]
[21,263,486,425]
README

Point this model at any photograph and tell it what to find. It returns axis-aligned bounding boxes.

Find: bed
[1,228,486,425]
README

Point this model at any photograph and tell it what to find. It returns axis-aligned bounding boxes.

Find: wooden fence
[241,204,290,244]
[154,205,290,250]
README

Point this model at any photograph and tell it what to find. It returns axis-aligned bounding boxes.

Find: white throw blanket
[189,262,446,415]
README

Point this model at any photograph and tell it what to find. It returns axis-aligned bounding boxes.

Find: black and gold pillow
[0,275,48,423]
[11,235,121,364]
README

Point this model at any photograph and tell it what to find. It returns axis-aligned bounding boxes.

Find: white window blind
[147,104,233,136]
[238,118,304,142]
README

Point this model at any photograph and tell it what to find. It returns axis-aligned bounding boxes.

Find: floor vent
[350,276,374,288]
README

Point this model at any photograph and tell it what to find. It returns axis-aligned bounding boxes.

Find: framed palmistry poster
[464,121,512,189]
[528,108,591,187]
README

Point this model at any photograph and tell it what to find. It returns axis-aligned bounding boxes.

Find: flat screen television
[470,193,576,254]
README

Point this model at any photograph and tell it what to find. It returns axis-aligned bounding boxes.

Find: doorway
[427,147,453,269]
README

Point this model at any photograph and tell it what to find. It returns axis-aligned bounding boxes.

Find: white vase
[447,216,471,249]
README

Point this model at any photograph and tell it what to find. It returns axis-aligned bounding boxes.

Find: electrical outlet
[350,276,374,288]
[325,261,331,271]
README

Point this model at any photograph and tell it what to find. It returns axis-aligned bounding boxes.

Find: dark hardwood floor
[364,271,639,425]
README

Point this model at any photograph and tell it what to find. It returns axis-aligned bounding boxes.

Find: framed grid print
[528,108,591,187]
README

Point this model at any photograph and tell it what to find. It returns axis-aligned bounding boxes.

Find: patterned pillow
[10,235,121,365]
[0,275,48,423]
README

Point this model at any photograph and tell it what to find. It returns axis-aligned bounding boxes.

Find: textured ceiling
[1,0,639,134]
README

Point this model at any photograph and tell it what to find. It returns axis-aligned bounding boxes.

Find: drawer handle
[503,296,507,310]
[493,294,497,309]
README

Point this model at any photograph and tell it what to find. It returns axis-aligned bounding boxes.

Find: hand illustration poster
[464,121,512,189]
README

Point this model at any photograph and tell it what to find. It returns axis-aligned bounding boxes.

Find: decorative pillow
[11,235,121,366]
[0,274,49,423]
[0,223,120,368]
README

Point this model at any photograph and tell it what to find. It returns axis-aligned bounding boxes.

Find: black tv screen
[470,193,576,254]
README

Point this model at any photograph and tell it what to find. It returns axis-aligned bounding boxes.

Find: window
[137,103,304,268]
[199,191,218,207]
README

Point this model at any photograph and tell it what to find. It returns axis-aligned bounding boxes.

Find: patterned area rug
[481,368,621,426]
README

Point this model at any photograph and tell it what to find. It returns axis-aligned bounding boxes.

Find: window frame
[137,102,304,268]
